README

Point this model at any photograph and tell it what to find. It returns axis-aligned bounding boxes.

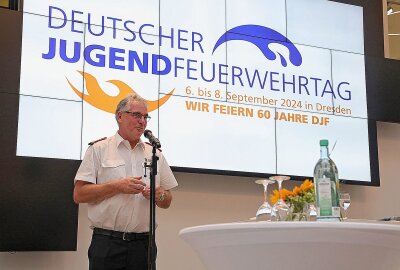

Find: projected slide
[17,0,371,182]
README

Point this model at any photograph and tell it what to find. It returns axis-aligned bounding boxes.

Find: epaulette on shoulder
[145,142,162,152]
[88,137,107,146]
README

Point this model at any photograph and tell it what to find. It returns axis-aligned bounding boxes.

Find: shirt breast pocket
[98,160,126,183]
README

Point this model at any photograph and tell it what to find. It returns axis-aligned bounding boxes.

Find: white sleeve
[74,146,99,184]
[159,153,178,190]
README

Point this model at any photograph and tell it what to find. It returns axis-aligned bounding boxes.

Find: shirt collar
[115,132,145,151]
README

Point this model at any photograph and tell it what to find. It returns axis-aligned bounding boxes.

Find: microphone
[144,130,161,149]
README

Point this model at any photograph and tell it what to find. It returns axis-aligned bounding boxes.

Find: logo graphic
[66,71,175,113]
[213,24,302,67]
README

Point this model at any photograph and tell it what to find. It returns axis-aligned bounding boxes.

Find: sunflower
[300,179,314,192]
[270,188,293,205]
[269,179,315,207]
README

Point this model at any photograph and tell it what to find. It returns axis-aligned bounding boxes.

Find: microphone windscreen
[144,130,152,138]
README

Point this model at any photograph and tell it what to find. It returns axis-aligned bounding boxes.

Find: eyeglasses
[122,111,151,122]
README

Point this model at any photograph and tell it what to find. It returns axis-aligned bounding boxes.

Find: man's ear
[116,112,123,123]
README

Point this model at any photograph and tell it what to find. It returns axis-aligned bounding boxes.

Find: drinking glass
[339,192,351,220]
[255,179,275,221]
[270,175,290,221]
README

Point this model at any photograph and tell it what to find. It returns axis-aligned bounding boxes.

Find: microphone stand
[144,145,158,270]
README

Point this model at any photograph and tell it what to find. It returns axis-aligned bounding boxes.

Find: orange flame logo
[66,71,174,113]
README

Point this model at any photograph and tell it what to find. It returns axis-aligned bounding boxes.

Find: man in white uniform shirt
[74,94,178,270]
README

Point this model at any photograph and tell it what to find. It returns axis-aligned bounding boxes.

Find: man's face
[117,101,148,143]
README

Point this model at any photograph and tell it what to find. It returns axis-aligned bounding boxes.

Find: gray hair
[115,93,148,120]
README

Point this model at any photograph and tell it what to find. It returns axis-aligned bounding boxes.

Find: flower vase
[287,203,308,221]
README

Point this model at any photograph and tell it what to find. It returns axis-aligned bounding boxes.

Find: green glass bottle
[313,139,340,221]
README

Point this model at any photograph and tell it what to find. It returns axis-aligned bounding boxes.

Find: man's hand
[141,186,172,209]
[141,186,164,200]
[115,176,146,194]
[73,176,146,204]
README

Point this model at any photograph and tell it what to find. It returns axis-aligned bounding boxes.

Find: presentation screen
[17,0,376,184]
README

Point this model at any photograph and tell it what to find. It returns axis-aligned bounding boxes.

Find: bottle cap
[320,139,329,146]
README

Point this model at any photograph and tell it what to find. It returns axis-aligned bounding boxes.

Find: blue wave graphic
[212,25,302,67]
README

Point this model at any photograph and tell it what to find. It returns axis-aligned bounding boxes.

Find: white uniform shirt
[75,132,178,232]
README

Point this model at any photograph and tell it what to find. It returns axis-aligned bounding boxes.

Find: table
[179,220,400,270]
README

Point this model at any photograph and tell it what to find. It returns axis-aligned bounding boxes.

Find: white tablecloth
[179,220,400,270]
